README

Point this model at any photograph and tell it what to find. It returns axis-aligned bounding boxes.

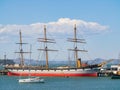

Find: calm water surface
[0,76,120,90]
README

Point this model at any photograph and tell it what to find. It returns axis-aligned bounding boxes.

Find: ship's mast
[68,24,87,68]
[44,25,49,69]
[19,31,24,66]
[4,52,7,65]
[38,25,57,69]
[15,30,29,67]
[74,24,78,68]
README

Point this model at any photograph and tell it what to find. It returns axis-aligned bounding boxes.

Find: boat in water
[111,75,120,79]
[18,77,44,83]
[110,65,120,79]
[6,25,98,77]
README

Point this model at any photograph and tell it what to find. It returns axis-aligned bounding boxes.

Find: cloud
[47,18,109,35]
[0,36,9,43]
[0,18,109,37]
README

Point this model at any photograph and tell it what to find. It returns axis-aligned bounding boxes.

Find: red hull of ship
[8,71,97,77]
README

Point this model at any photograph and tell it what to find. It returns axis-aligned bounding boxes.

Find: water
[0,76,120,90]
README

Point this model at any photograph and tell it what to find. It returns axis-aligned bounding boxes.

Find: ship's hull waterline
[7,69,98,77]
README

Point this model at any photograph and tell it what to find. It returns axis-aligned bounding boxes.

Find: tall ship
[6,25,98,77]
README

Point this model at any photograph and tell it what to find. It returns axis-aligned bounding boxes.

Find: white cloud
[0,36,9,43]
[0,18,109,37]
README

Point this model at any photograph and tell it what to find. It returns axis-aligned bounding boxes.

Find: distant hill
[13,58,71,66]
[13,58,105,66]
[85,58,105,65]
[13,58,120,67]
[0,59,15,65]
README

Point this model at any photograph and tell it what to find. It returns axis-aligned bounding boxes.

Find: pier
[0,70,8,75]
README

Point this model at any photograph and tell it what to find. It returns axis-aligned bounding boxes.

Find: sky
[0,0,120,61]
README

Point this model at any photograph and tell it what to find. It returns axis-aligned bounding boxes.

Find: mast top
[37,25,56,43]
[67,24,86,43]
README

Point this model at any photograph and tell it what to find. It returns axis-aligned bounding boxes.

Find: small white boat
[18,77,44,83]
